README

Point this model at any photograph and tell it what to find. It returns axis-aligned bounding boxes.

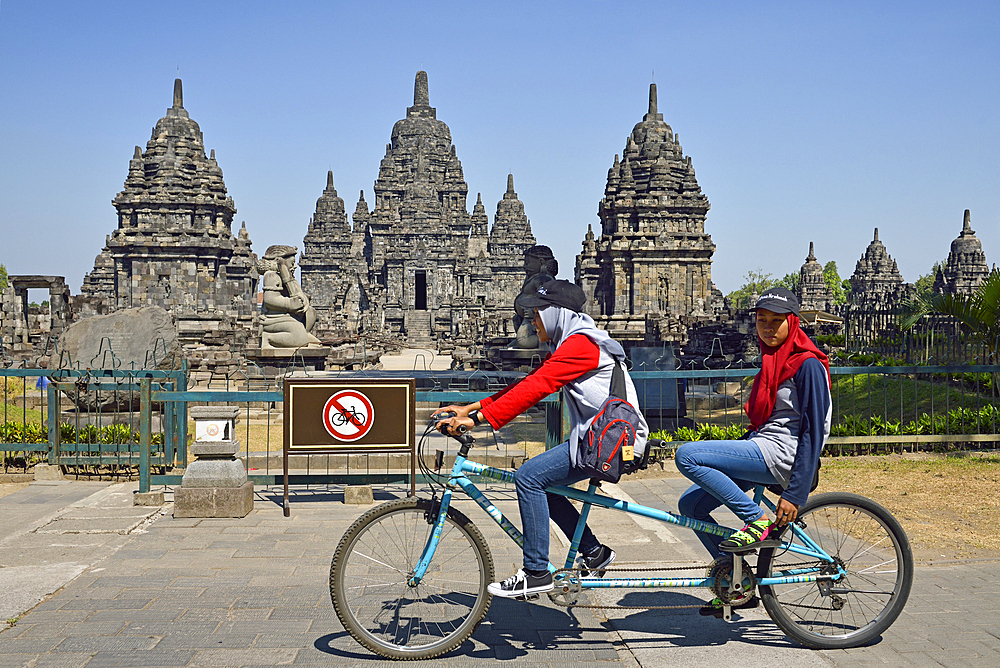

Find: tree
[823,261,848,306]
[901,268,1000,363]
[914,261,945,297]
[725,269,774,310]
[775,272,800,293]
[0,263,7,291]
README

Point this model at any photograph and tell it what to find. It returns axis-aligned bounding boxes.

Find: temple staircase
[406,310,434,346]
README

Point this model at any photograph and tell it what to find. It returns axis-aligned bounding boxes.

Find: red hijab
[744,314,830,430]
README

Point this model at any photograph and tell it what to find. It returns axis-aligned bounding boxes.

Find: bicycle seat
[766,461,820,497]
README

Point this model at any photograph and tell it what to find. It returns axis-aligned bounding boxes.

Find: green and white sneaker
[720,518,773,552]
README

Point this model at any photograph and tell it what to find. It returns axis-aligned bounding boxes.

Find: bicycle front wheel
[758,492,913,649]
[330,497,494,660]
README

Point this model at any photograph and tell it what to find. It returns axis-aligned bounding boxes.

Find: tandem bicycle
[329,417,914,660]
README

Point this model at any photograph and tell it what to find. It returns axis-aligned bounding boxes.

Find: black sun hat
[520,279,587,313]
[752,287,800,317]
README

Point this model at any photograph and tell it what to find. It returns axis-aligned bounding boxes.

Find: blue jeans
[675,440,778,557]
[514,441,601,571]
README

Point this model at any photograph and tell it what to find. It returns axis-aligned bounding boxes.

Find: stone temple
[935,209,990,296]
[798,242,833,312]
[74,79,257,376]
[575,83,719,345]
[299,71,537,343]
[81,79,256,320]
[849,228,911,308]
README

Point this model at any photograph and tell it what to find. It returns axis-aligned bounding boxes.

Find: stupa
[942,209,990,295]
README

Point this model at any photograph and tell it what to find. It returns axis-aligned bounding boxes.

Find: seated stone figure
[512,245,559,349]
[257,245,322,349]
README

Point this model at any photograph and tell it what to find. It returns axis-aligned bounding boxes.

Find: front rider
[436,279,649,599]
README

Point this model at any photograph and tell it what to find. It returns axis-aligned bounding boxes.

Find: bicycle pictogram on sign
[323,389,375,442]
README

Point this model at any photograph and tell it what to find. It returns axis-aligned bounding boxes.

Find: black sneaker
[487,569,554,598]
[576,545,616,578]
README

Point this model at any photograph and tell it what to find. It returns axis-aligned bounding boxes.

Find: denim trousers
[674,440,778,557]
[514,441,601,572]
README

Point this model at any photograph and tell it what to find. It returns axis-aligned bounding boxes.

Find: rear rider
[675,287,831,613]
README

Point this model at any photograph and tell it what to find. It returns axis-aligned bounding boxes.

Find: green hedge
[1,422,163,446]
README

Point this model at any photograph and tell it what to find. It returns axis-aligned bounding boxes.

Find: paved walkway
[0,476,997,667]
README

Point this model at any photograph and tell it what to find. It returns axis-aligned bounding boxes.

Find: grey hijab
[539,306,625,360]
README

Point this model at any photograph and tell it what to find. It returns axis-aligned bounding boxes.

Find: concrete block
[133,490,165,506]
[344,485,374,505]
[33,464,63,481]
[174,481,254,518]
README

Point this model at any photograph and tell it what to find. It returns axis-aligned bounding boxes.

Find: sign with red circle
[322,389,375,442]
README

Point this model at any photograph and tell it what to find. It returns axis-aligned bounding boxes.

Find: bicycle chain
[546,560,820,611]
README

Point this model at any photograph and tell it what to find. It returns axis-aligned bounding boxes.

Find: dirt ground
[811,452,1000,563]
[0,482,29,499]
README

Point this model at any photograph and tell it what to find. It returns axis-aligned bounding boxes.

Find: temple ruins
[937,209,990,296]
[299,72,537,344]
[575,83,720,346]
[848,228,912,308]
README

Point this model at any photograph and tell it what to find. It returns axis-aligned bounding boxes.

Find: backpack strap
[609,355,628,400]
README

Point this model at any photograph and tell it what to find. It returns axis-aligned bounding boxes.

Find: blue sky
[1,1,997,295]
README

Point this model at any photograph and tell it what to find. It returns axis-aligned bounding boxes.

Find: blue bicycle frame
[408,449,845,592]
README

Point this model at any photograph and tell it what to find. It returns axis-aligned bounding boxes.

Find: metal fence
[3,364,998,492]
[842,308,997,365]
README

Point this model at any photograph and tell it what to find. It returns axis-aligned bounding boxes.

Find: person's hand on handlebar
[432,403,482,437]
[436,414,474,437]
[434,404,472,419]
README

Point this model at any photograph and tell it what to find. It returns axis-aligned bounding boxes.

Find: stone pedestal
[174,407,254,518]
[246,346,331,381]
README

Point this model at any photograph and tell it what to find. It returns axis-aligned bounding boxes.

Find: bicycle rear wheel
[330,497,494,660]
[758,492,913,649]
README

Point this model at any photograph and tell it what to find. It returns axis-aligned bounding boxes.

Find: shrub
[672,426,697,442]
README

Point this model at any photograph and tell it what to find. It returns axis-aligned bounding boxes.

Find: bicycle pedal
[515,593,540,602]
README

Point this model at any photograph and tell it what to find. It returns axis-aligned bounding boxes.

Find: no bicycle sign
[283,377,414,453]
[322,389,375,442]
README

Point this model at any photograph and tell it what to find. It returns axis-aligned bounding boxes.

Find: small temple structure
[575,82,719,345]
[937,209,990,296]
[299,71,537,343]
[849,228,910,308]
[798,242,833,312]
[80,79,256,319]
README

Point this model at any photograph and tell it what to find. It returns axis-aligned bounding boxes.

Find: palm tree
[901,268,1000,378]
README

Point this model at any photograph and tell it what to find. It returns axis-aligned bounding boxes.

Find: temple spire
[173,78,183,108]
[648,82,657,116]
[507,173,515,194]
[807,241,816,261]
[963,209,974,234]
[414,71,429,107]
[874,227,879,242]
[327,170,334,188]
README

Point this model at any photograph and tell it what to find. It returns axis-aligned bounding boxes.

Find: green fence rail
[4,364,999,492]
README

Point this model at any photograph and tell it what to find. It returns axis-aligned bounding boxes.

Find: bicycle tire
[330,497,494,660]
[757,492,913,649]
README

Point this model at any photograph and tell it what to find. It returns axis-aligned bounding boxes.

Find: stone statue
[512,245,559,349]
[257,245,322,348]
